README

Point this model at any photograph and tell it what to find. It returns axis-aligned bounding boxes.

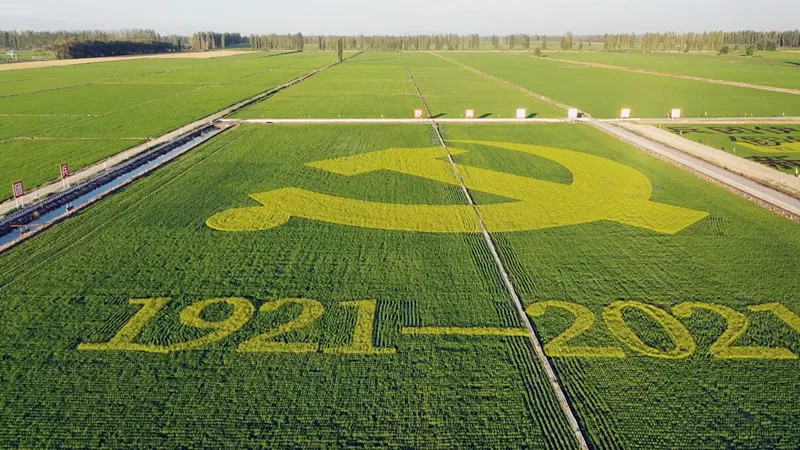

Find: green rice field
[442,52,800,119]
[554,51,800,90]
[0,51,337,197]
[1,47,799,449]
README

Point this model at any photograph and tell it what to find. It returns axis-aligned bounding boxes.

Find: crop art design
[207,141,708,234]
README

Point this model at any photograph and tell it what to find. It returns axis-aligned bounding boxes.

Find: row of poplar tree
[601,30,800,51]
[3,29,799,55]
[1,29,185,52]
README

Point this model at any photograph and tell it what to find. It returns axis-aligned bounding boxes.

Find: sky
[2,0,799,35]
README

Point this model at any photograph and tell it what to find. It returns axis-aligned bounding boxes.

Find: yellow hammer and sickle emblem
[207,140,708,234]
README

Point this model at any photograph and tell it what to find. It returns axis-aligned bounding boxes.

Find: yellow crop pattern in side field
[207,141,708,235]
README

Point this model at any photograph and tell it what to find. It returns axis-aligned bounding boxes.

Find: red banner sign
[13,181,24,199]
[61,163,70,180]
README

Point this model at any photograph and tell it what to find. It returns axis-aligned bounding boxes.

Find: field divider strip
[405,61,590,450]
[428,51,577,114]
[1,51,361,216]
[535,54,800,96]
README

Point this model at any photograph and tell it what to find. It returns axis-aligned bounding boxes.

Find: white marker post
[620,108,631,119]
[671,109,682,120]
[516,108,527,120]
[60,163,71,190]
[465,109,475,120]
[12,180,24,209]
[414,109,424,120]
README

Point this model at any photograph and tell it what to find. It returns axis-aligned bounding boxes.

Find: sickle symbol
[207,140,708,235]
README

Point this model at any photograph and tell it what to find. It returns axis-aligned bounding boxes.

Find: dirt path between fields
[536,56,800,95]
[0,50,252,72]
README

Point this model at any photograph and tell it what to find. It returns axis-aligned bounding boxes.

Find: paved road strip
[589,119,800,219]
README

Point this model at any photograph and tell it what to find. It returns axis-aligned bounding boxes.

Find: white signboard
[567,108,579,119]
[516,108,527,119]
[620,108,631,119]
[13,181,24,199]
[414,109,424,119]
[465,109,475,119]
[671,109,682,119]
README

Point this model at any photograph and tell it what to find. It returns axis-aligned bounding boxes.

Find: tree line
[250,33,304,51]
[0,29,179,51]
[3,29,799,55]
[51,40,179,59]
[601,30,800,51]
[189,32,245,51]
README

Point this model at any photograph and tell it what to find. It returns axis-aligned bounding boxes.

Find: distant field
[0,51,337,199]
[442,52,800,119]
[0,50,255,72]
[402,52,564,118]
[236,52,565,120]
[234,53,422,119]
[665,124,800,174]
[554,51,800,90]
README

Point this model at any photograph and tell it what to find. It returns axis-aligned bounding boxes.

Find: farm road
[536,55,800,96]
[590,119,800,219]
[617,122,800,199]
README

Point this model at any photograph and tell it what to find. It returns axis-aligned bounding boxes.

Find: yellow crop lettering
[78,297,254,353]
[748,303,800,334]
[603,301,695,359]
[238,299,324,353]
[208,142,708,235]
[171,298,255,352]
[526,301,626,358]
[401,327,529,337]
[78,298,171,353]
[325,300,395,355]
[673,302,796,359]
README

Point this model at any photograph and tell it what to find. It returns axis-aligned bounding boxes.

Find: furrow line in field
[536,55,800,96]
[404,61,590,450]
[429,51,576,113]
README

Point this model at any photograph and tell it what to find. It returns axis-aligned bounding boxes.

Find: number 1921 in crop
[79,298,394,355]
